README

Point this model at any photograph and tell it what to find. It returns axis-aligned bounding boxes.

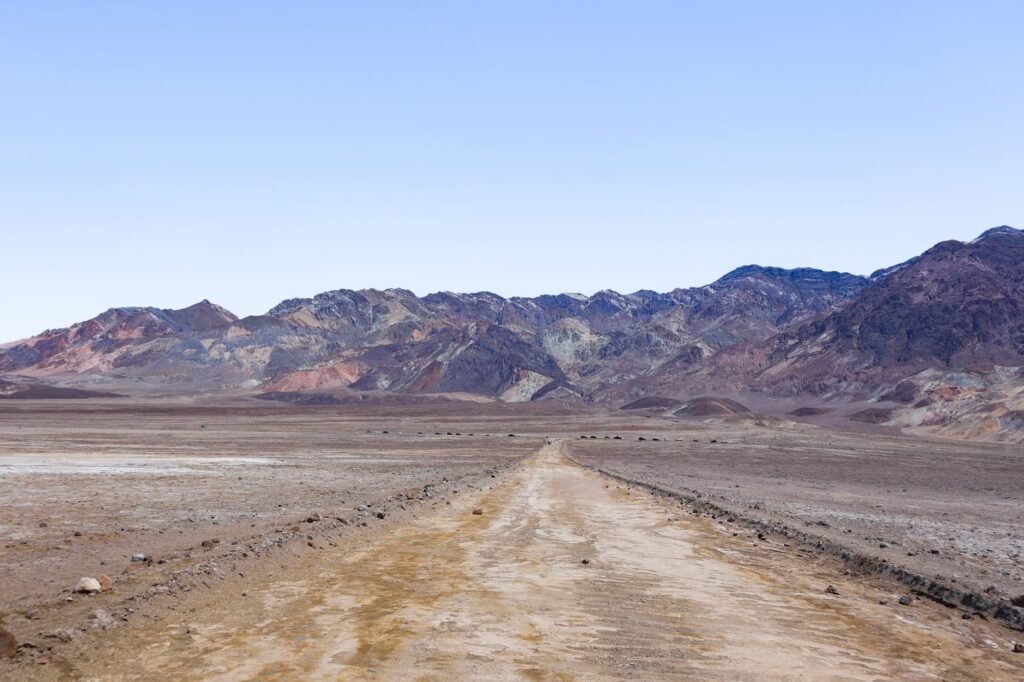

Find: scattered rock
[38,522,48,528]
[16,641,43,654]
[89,609,115,630]
[97,574,113,592]
[898,595,913,606]
[824,585,840,595]
[376,511,386,519]
[45,628,81,643]
[472,509,483,515]
[305,513,322,523]
[581,558,590,565]
[75,577,102,594]
[1013,641,1023,654]
[0,626,16,659]
[130,553,147,562]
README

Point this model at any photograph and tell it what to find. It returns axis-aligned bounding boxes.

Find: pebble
[472,509,483,515]
[824,585,840,595]
[581,558,591,565]
[75,577,102,594]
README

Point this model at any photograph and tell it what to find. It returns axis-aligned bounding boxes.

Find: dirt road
[65,442,1020,680]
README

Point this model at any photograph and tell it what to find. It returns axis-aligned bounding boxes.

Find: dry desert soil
[1,399,1023,680]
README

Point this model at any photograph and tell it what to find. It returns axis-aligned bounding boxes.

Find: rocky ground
[0,399,542,676]
[1,399,1023,679]
[570,420,1024,618]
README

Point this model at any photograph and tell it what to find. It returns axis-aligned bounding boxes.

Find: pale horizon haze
[2,2,1022,341]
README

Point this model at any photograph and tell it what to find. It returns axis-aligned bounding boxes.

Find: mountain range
[3,226,1023,441]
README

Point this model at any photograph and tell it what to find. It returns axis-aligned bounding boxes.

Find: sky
[1,1,1022,341]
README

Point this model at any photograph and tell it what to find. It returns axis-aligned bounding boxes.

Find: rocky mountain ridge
[2,225,1022,441]
[0,263,870,399]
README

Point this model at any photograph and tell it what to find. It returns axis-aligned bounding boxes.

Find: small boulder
[0,626,16,659]
[581,558,590,565]
[75,577,102,594]
[376,511,386,519]
[472,509,483,516]
[824,585,840,595]
[130,553,147,563]
[1012,641,1023,654]
[898,595,913,606]
[97,574,114,592]
[305,513,322,523]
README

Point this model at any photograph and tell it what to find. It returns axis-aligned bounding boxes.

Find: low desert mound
[788,406,833,417]
[849,408,894,424]
[0,380,119,400]
[675,396,751,417]
[620,396,683,411]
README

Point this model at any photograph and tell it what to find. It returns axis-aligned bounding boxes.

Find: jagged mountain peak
[870,224,1023,281]
[715,264,866,286]
[971,224,1021,243]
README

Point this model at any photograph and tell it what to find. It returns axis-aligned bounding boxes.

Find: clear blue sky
[2,1,1022,341]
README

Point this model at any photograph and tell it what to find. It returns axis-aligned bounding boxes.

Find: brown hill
[754,225,1024,396]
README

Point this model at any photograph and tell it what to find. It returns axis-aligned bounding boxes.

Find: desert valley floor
[1,399,1022,680]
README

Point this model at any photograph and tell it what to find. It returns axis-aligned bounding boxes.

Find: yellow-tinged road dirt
[62,442,1021,680]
